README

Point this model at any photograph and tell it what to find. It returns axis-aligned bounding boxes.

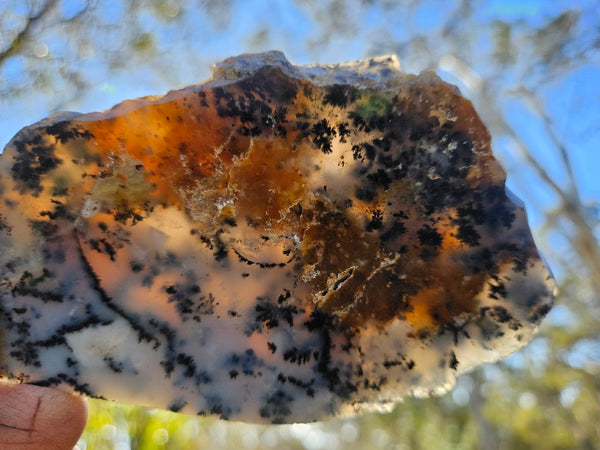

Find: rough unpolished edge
[211,50,403,88]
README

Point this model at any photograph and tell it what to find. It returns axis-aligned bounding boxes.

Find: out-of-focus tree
[1,1,599,449]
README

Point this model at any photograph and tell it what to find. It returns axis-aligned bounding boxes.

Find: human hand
[0,381,87,450]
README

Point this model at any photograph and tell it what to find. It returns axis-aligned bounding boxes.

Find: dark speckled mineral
[0,51,555,423]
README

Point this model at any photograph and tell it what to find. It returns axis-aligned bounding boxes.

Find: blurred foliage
[1,0,599,449]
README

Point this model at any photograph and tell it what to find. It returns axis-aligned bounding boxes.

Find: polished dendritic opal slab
[0,51,555,423]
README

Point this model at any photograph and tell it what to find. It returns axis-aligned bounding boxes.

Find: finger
[0,381,88,450]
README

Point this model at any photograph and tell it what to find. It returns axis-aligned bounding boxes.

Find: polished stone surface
[0,51,555,423]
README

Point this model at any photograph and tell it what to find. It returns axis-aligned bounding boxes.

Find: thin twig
[500,118,600,293]
[0,0,58,64]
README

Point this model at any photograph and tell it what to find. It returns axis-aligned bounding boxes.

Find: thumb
[0,381,88,450]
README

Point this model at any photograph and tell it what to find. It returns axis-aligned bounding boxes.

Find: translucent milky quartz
[0,51,555,423]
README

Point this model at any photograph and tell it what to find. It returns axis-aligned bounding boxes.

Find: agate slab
[0,51,555,423]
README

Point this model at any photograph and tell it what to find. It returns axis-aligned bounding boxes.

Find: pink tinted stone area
[0,52,555,423]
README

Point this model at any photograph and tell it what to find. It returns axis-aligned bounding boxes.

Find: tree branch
[0,0,58,64]
[501,118,600,294]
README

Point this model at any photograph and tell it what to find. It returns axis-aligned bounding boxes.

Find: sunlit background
[1,1,599,449]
